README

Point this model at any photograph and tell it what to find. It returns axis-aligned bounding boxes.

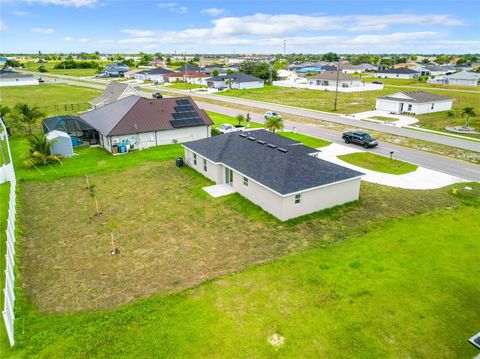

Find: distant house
[206,73,264,90]
[124,69,142,79]
[444,71,480,87]
[102,62,129,77]
[89,82,142,108]
[341,64,365,74]
[162,71,209,84]
[134,68,172,83]
[80,96,213,153]
[376,91,453,115]
[183,130,363,221]
[201,64,227,75]
[175,64,202,73]
[423,66,453,76]
[0,70,39,87]
[375,68,419,79]
[307,71,362,88]
[277,69,299,81]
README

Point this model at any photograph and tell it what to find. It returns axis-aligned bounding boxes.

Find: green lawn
[4,201,479,358]
[370,116,399,122]
[0,83,101,118]
[278,131,331,148]
[21,60,111,77]
[207,111,263,129]
[338,152,418,175]
[215,85,480,137]
[167,83,207,90]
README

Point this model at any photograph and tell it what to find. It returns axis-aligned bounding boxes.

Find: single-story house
[176,64,202,73]
[277,70,299,81]
[201,65,227,76]
[0,70,39,87]
[102,62,129,77]
[206,73,264,90]
[46,130,74,158]
[162,71,209,84]
[134,68,172,82]
[124,69,142,79]
[444,71,480,87]
[183,130,363,221]
[80,95,213,153]
[375,68,419,79]
[307,71,362,88]
[376,91,453,115]
[341,64,365,74]
[423,66,453,76]
[89,82,142,108]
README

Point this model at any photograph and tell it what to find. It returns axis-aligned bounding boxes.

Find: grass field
[21,60,111,77]
[0,83,101,118]
[370,116,399,122]
[167,83,207,90]
[338,152,418,175]
[216,85,480,137]
[278,131,331,148]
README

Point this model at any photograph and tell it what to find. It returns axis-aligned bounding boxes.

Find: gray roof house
[89,82,142,108]
[376,91,453,114]
[183,130,363,221]
[206,72,264,90]
[375,67,420,79]
[445,71,480,87]
[307,71,363,88]
[81,95,213,153]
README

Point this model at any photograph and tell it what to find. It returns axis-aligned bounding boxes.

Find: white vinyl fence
[1,116,16,346]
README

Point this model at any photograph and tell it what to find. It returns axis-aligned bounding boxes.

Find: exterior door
[399,102,404,113]
[225,167,233,186]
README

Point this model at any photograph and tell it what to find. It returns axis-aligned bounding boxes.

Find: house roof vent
[239,133,247,138]
[267,143,277,149]
[278,147,288,153]
[247,136,256,141]
[257,140,266,145]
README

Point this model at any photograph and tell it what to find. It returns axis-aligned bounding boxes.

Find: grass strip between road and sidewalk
[338,152,418,175]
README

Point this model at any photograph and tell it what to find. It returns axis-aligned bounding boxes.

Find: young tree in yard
[85,175,102,217]
[109,219,120,255]
[211,69,219,77]
[461,106,476,128]
[23,135,61,171]
[236,114,245,127]
[265,116,284,133]
[12,103,46,134]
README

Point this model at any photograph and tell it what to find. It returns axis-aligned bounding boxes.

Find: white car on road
[264,111,282,119]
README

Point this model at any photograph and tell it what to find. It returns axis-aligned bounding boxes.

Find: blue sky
[1,0,479,54]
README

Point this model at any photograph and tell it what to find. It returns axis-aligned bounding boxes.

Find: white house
[376,91,453,115]
[206,73,264,90]
[0,70,39,87]
[183,130,363,221]
[277,69,299,81]
[89,82,142,108]
[375,68,419,79]
[81,96,213,153]
[307,71,363,88]
[445,71,480,87]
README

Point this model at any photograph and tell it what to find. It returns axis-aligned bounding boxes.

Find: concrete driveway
[347,110,419,127]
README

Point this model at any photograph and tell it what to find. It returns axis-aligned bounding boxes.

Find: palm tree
[265,116,284,133]
[461,106,476,128]
[12,103,46,135]
[23,134,61,170]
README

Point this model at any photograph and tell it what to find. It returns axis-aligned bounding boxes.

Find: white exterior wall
[448,78,478,87]
[230,81,264,90]
[307,79,362,87]
[376,99,453,114]
[134,73,147,82]
[375,73,417,79]
[184,147,362,221]
[375,99,400,113]
[104,126,210,152]
[147,74,166,83]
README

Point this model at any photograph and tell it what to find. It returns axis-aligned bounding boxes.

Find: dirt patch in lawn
[18,162,465,312]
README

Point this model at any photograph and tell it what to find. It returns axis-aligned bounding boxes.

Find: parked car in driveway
[264,111,282,119]
[342,131,378,148]
[372,81,383,84]
[216,123,245,134]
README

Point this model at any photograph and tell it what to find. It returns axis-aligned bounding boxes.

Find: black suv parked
[342,131,378,148]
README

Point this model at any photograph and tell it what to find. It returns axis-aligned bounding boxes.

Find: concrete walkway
[203,184,235,198]
[317,143,468,189]
[347,110,419,127]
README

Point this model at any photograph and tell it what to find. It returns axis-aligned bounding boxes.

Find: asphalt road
[36,74,480,181]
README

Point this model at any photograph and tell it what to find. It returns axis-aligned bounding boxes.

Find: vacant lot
[18,160,475,312]
[21,60,111,77]
[338,152,418,175]
[216,85,480,136]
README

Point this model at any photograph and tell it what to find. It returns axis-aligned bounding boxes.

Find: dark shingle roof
[176,64,201,72]
[184,130,363,195]
[207,72,263,83]
[380,91,452,103]
[81,96,213,136]
[377,67,419,74]
[146,67,172,75]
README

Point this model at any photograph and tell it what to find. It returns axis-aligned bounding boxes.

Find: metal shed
[46,130,74,158]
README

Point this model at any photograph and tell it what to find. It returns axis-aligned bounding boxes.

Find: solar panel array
[170,99,204,128]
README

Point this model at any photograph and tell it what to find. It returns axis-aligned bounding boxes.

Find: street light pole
[333,61,341,111]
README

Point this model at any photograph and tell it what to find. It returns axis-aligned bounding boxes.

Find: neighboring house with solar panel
[80,95,213,153]
[89,82,142,108]
[183,130,363,221]
[375,91,453,115]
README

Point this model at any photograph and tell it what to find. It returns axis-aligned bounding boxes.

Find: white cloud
[31,27,54,34]
[12,11,28,16]
[201,7,225,17]
[79,38,89,43]
[118,37,157,45]
[15,0,96,7]
[157,2,187,13]
[0,21,6,32]
[121,29,155,37]
[63,36,73,41]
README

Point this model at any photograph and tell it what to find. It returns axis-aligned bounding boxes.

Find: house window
[193,153,197,165]
[407,104,412,111]
[203,159,207,172]
[295,193,301,205]
[243,177,249,187]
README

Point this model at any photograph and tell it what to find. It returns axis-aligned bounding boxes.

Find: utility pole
[269,60,273,85]
[283,40,286,56]
[333,62,341,111]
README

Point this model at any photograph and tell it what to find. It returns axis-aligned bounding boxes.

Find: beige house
[183,130,363,221]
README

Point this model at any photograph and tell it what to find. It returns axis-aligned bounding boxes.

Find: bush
[54,60,100,70]
[38,65,48,73]
[211,128,221,136]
